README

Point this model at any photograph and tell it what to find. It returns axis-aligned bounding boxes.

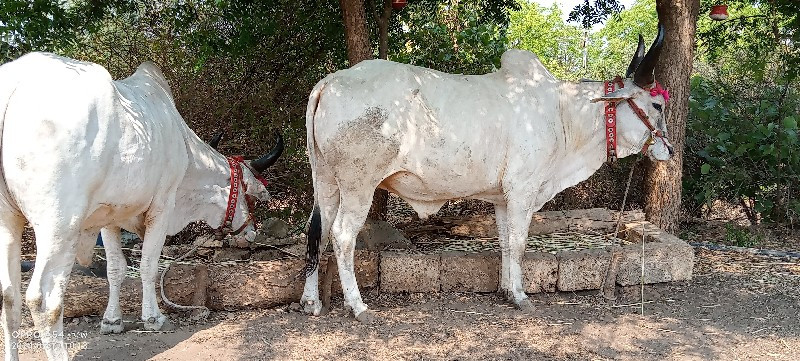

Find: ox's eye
[652,103,662,112]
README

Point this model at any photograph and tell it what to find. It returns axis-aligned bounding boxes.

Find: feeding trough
[380,208,694,295]
[51,209,693,317]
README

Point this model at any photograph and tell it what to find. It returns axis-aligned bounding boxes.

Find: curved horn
[250,132,284,173]
[209,131,224,150]
[634,23,665,88]
[625,34,646,78]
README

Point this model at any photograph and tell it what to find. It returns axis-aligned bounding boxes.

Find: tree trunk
[644,0,700,233]
[339,0,389,220]
[377,0,392,60]
[340,0,373,65]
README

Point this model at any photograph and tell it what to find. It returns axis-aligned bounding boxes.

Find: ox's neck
[172,127,231,233]
[552,81,609,189]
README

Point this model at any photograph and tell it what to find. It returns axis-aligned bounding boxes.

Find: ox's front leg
[99,227,126,334]
[499,201,535,311]
[139,212,172,331]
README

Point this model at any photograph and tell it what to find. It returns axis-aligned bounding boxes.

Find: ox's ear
[209,131,224,150]
[591,86,639,103]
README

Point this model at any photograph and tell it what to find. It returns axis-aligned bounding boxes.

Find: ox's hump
[500,49,556,83]
[125,61,174,99]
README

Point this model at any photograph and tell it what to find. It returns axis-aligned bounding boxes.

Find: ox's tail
[303,206,322,277]
[0,61,22,210]
[302,77,331,277]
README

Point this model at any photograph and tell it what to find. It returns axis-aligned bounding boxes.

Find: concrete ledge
[523,252,558,293]
[448,208,646,238]
[616,240,694,286]
[557,249,611,292]
[441,251,499,292]
[53,209,693,317]
[380,252,440,293]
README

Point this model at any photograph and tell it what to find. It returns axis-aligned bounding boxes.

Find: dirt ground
[5,247,798,361]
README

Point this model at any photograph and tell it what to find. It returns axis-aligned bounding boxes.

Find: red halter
[214,156,267,240]
[603,76,669,163]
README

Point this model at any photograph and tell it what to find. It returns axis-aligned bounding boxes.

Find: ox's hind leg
[330,190,373,323]
[499,200,535,311]
[0,212,26,361]
[495,204,512,292]
[99,226,126,334]
[300,201,338,316]
[26,224,83,361]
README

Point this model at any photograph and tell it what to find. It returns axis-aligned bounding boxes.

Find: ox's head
[212,133,284,245]
[592,24,674,162]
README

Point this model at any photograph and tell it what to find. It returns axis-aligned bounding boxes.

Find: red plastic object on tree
[392,0,407,10]
[710,5,729,21]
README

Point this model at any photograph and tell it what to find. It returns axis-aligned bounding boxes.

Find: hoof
[143,315,173,331]
[354,309,377,325]
[100,318,124,335]
[515,298,535,312]
[302,299,322,316]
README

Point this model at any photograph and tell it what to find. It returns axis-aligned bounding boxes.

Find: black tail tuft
[302,206,322,278]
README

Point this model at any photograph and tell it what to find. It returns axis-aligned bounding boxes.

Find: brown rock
[194,234,223,248]
[356,220,410,250]
[212,248,250,262]
[260,218,290,238]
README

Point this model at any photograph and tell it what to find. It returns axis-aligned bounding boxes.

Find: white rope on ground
[613,156,643,239]
[158,241,209,315]
[603,156,642,299]
[641,221,646,316]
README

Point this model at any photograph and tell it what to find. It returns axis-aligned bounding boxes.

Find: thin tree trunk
[378,0,392,60]
[644,0,700,233]
[340,0,373,65]
[339,0,389,220]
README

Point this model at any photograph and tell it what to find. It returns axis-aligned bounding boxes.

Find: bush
[684,75,800,224]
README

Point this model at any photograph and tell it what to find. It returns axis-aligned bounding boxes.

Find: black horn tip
[250,131,285,173]
[209,131,224,150]
[633,23,666,88]
[625,34,647,78]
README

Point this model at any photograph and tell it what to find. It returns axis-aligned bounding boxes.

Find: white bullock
[0,52,282,360]
[300,25,673,322]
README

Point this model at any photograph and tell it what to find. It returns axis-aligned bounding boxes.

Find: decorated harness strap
[215,156,263,240]
[603,77,623,163]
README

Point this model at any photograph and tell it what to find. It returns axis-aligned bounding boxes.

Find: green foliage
[506,0,658,81]
[685,74,799,223]
[697,0,799,82]
[567,0,624,29]
[684,1,800,224]
[388,0,513,74]
[508,2,584,80]
[586,0,657,79]
[724,224,761,248]
[0,0,127,62]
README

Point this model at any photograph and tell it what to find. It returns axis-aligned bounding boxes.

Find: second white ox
[0,53,282,361]
[301,25,673,322]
